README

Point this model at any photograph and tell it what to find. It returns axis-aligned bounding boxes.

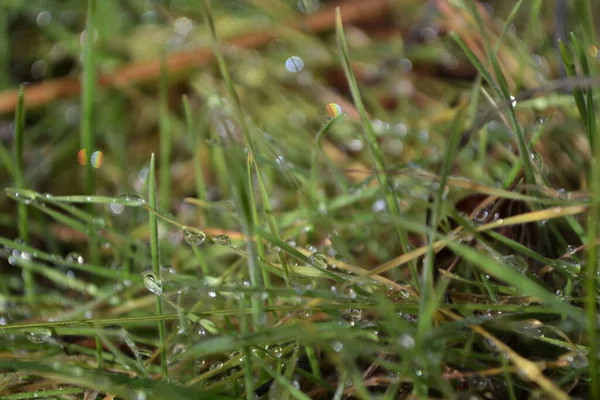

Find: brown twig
[0,0,392,114]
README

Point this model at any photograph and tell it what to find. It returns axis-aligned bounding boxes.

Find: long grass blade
[149,153,167,377]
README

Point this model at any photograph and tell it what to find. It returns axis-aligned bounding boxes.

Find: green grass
[1,1,600,399]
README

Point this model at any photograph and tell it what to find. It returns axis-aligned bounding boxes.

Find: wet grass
[0,1,599,399]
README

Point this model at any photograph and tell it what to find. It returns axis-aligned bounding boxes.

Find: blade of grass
[335,7,414,285]
[446,240,584,324]
[81,0,96,196]
[252,154,290,285]
[159,52,172,211]
[418,106,466,340]
[451,31,535,186]
[13,85,33,303]
[571,32,600,399]
[200,0,265,324]
[183,95,208,224]
[574,0,596,45]
[247,154,273,297]
[149,153,167,377]
[493,0,525,55]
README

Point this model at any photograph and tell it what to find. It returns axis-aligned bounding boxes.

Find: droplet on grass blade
[213,234,231,247]
[183,228,206,246]
[26,328,52,344]
[115,194,145,206]
[5,188,36,204]
[308,252,328,269]
[143,273,163,295]
[66,252,84,264]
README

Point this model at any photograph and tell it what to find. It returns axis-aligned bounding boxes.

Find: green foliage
[1,1,599,399]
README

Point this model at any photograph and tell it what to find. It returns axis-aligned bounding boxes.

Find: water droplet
[36,11,52,27]
[308,252,328,269]
[143,273,163,295]
[297,0,319,13]
[110,202,125,215]
[66,252,84,264]
[173,17,193,36]
[138,347,153,361]
[341,308,363,326]
[474,208,489,222]
[570,353,589,368]
[331,341,343,352]
[213,234,231,247]
[296,308,312,319]
[26,328,52,344]
[398,333,415,349]
[209,361,223,370]
[116,194,145,206]
[5,188,36,204]
[183,228,206,246]
[468,375,487,391]
[132,390,147,400]
[268,344,283,358]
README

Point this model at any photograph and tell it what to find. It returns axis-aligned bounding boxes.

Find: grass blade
[159,52,172,211]
[13,85,33,302]
[149,153,167,377]
[417,106,466,339]
[81,0,96,195]
[335,7,414,285]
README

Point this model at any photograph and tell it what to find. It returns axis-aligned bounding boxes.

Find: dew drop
[26,328,52,344]
[183,228,207,246]
[209,361,223,370]
[66,252,84,264]
[143,273,163,295]
[138,347,153,361]
[398,333,415,349]
[308,252,328,269]
[268,344,283,358]
[213,234,231,247]
[117,194,145,206]
[331,341,343,352]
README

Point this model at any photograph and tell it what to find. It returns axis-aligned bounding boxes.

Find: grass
[0,1,600,399]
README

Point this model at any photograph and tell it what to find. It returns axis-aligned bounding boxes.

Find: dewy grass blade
[247,154,273,293]
[417,106,466,340]
[459,1,535,186]
[335,8,414,285]
[13,86,33,302]
[148,153,167,377]
[200,0,265,319]
[570,32,600,400]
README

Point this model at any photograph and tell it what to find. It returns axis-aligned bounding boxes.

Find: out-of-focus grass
[0,1,599,399]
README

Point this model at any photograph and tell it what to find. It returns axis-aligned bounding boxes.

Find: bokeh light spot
[78,149,88,166]
[91,151,103,168]
[326,103,342,118]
